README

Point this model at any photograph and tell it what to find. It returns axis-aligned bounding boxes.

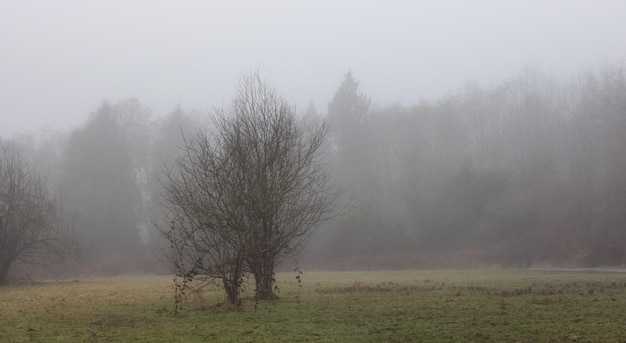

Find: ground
[1,269,625,342]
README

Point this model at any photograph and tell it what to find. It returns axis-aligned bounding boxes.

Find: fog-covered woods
[320,65,626,269]
[2,65,625,278]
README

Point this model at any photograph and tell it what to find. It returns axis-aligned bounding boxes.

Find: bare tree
[158,129,251,306]
[226,72,335,299]
[0,139,78,285]
[158,71,335,305]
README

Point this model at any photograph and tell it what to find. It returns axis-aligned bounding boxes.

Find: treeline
[9,102,206,275]
[313,65,626,268]
[5,64,626,277]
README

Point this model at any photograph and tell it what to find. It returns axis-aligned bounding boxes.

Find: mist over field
[2,1,626,279]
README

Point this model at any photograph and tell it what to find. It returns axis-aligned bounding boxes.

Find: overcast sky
[1,0,625,137]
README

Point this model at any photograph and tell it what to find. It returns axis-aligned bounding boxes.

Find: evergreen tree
[327,70,372,195]
[60,102,141,260]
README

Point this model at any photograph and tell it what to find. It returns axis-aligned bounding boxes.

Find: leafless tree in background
[158,71,335,305]
[0,139,79,285]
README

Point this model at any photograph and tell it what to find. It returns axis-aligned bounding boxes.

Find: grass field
[1,269,626,342]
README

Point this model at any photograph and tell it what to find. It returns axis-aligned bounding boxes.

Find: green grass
[1,270,626,342]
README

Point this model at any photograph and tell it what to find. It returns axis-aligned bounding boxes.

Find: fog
[2,1,626,275]
[2,1,625,136]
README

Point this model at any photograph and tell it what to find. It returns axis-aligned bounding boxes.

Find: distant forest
[5,64,626,275]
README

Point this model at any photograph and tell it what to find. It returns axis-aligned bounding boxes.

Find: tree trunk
[0,261,12,285]
[222,254,245,307]
[254,272,274,300]
[223,277,241,307]
[252,253,276,300]
[250,217,277,300]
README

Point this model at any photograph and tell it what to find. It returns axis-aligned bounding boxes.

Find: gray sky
[1,0,625,137]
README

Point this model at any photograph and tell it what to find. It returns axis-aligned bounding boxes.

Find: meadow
[1,269,625,342]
